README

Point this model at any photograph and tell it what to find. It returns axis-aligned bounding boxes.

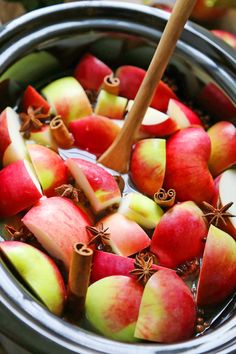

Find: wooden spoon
[98,0,197,173]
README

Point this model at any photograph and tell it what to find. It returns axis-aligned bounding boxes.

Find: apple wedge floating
[21,85,50,113]
[66,158,121,213]
[167,98,203,128]
[30,125,58,151]
[0,160,42,218]
[0,241,66,316]
[94,90,128,120]
[197,225,236,307]
[22,196,91,270]
[41,77,92,125]
[0,107,28,166]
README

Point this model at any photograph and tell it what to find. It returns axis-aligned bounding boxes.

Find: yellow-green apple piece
[85,275,143,342]
[66,158,121,214]
[22,196,91,270]
[30,125,58,151]
[207,121,236,177]
[118,192,163,229]
[0,241,66,316]
[134,269,196,343]
[41,77,92,125]
[150,201,207,268]
[95,213,150,257]
[0,160,42,218]
[197,225,236,306]
[27,143,68,197]
[0,107,28,166]
[130,138,166,197]
[164,127,215,204]
[167,98,203,128]
[94,90,127,120]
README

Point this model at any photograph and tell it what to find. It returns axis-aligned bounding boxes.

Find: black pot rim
[0,2,236,354]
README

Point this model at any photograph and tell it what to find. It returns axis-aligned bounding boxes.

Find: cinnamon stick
[50,116,74,149]
[154,188,176,208]
[67,242,93,320]
[101,74,120,95]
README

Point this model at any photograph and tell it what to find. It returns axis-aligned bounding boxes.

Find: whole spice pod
[50,116,74,149]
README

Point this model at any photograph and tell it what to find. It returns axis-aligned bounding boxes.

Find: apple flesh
[85,275,143,342]
[0,107,28,166]
[21,85,50,113]
[22,196,91,270]
[29,125,58,151]
[66,158,121,214]
[0,241,66,316]
[74,53,112,91]
[41,77,92,125]
[27,144,68,197]
[95,213,151,257]
[150,201,207,268]
[118,192,163,229]
[135,269,196,343]
[207,121,236,177]
[164,127,215,204]
[94,90,127,120]
[69,115,121,156]
[130,138,166,197]
[197,225,236,306]
[0,160,42,218]
[167,98,203,127]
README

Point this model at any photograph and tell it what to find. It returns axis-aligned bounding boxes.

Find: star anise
[20,106,50,138]
[202,201,236,227]
[176,258,200,281]
[55,184,86,203]
[195,308,209,335]
[86,224,111,251]
[5,224,33,242]
[130,252,157,285]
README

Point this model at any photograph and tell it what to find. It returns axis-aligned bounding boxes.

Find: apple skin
[30,125,58,151]
[197,225,236,307]
[164,127,215,204]
[85,275,143,342]
[130,139,166,197]
[207,121,236,177]
[0,160,42,218]
[118,192,163,229]
[167,98,203,128]
[212,30,236,49]
[191,0,226,22]
[66,158,121,213]
[74,53,112,91]
[95,213,151,257]
[116,65,177,112]
[135,269,196,343]
[27,144,68,197]
[22,196,91,270]
[150,201,207,268]
[21,85,50,113]
[94,90,128,120]
[0,107,28,166]
[69,115,121,156]
[41,77,92,125]
[0,241,66,316]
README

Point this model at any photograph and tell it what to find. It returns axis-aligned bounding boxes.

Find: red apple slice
[66,158,121,213]
[0,241,66,316]
[0,160,42,218]
[0,107,28,166]
[22,196,91,270]
[27,144,68,197]
[74,53,112,91]
[167,98,203,127]
[69,115,121,156]
[95,213,151,257]
[94,90,127,119]
[197,225,236,306]
[21,85,50,113]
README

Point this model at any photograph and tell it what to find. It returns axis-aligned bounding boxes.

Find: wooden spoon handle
[98,0,197,173]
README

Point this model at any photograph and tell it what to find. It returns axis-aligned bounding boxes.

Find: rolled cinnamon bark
[50,116,74,149]
[101,74,120,95]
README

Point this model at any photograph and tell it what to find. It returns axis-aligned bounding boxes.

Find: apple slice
[167,98,203,127]
[74,53,112,91]
[135,269,196,343]
[21,85,50,113]
[22,196,91,270]
[197,225,236,306]
[41,77,92,125]
[94,90,128,119]
[212,30,236,49]
[85,276,143,342]
[30,125,58,151]
[118,192,163,229]
[130,138,166,197]
[0,160,42,218]
[27,143,68,197]
[0,107,28,166]
[0,241,66,316]
[95,213,150,257]
[69,115,121,156]
[66,158,121,214]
